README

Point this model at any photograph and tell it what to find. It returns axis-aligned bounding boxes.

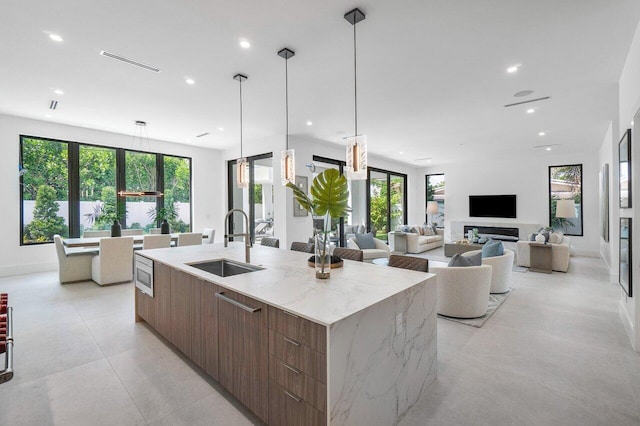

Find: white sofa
[390,225,444,254]
[347,237,390,262]
[516,237,570,272]
[462,249,514,293]
[430,264,492,318]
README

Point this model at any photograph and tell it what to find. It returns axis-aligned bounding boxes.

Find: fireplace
[463,225,519,242]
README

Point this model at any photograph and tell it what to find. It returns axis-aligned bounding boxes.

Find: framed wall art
[599,163,609,242]
[293,175,309,217]
[619,129,631,208]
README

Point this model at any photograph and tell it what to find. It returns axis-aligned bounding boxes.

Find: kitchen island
[135,243,437,425]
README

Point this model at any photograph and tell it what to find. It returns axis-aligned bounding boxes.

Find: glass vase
[315,234,331,279]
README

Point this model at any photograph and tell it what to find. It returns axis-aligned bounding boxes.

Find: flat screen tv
[469,195,517,218]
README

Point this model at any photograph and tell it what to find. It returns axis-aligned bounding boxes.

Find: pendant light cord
[239,78,243,157]
[353,22,358,137]
[285,57,289,150]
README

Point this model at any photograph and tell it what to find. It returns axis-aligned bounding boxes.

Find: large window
[426,173,445,227]
[367,167,408,241]
[19,135,192,244]
[548,164,583,236]
[21,137,69,243]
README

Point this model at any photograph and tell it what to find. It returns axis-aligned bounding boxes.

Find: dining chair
[53,235,95,283]
[149,228,162,234]
[177,232,203,247]
[143,234,171,250]
[83,230,110,238]
[203,228,216,244]
[91,237,134,285]
[333,247,363,262]
[388,255,429,272]
[290,241,314,253]
[121,229,143,236]
[260,237,280,248]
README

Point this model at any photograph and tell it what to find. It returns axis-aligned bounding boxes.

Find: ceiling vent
[49,100,58,110]
[196,132,210,138]
[504,96,550,108]
[99,51,160,73]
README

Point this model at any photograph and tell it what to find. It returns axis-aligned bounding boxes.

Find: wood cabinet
[170,269,194,358]
[217,289,269,423]
[135,262,171,336]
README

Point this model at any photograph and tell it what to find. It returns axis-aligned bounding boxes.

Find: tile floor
[0,255,638,425]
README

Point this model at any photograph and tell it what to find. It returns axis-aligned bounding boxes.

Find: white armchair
[430,264,492,318]
[91,237,134,285]
[54,235,95,283]
[462,249,514,294]
[347,237,390,262]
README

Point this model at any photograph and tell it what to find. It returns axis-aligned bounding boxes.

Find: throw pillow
[448,253,474,267]
[465,251,482,266]
[529,233,537,241]
[423,225,435,236]
[549,232,563,244]
[355,232,376,250]
[401,225,411,233]
[482,239,504,258]
[416,225,424,235]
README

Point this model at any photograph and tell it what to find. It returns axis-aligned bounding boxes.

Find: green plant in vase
[148,203,179,234]
[287,169,350,279]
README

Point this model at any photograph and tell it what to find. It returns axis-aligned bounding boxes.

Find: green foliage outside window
[23,185,67,242]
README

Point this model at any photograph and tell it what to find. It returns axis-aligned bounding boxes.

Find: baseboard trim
[0,262,57,278]
[619,299,637,351]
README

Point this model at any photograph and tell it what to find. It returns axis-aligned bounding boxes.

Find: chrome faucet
[224,209,252,263]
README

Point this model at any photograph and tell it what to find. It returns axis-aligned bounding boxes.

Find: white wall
[598,122,618,280]
[618,19,640,351]
[420,150,600,256]
[0,114,223,277]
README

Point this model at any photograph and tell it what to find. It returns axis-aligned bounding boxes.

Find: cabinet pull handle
[215,292,261,313]
[284,389,302,402]
[282,362,300,375]
[283,310,299,319]
[283,336,300,346]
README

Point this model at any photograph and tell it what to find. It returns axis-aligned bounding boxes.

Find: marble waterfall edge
[328,278,437,425]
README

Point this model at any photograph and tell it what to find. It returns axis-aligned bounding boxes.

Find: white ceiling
[2,0,640,166]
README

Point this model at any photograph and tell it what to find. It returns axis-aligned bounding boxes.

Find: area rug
[512,265,528,273]
[438,288,513,328]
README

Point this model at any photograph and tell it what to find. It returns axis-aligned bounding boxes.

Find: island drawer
[269,353,326,413]
[269,329,326,383]
[268,379,326,426]
[268,306,326,354]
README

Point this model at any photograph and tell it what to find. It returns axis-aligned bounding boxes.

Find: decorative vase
[161,219,170,234]
[535,233,545,243]
[111,220,121,237]
[315,234,331,279]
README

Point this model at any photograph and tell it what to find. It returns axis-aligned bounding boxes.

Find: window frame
[425,173,444,228]
[19,134,192,245]
[366,166,408,238]
[548,163,583,237]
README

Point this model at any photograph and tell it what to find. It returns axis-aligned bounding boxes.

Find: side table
[529,242,552,273]
[388,232,408,254]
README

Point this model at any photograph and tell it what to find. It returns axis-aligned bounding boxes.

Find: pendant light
[118,120,163,197]
[278,47,296,186]
[234,73,249,189]
[344,8,367,180]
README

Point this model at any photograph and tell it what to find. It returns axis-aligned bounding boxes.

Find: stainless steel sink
[187,259,263,277]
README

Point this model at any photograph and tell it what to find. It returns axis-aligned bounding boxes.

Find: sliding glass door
[227,153,274,243]
[367,167,407,241]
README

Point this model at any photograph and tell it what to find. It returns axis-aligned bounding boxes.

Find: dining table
[62,233,204,256]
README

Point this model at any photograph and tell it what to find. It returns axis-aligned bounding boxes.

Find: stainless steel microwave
[135,254,154,297]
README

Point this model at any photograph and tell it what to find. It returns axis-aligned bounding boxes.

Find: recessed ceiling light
[218,127,224,131]
[45,114,52,118]
[54,89,64,95]
[185,78,195,85]
[426,159,432,163]
[527,108,535,114]
[399,151,404,155]
[49,34,64,42]
[306,121,313,126]
[507,65,519,73]
[546,147,552,151]
[539,132,546,136]
[239,40,251,49]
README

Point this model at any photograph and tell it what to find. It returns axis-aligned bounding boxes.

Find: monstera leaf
[310,169,350,218]
[286,169,350,219]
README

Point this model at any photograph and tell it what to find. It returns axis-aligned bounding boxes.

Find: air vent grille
[99,51,160,73]
[49,100,58,110]
[196,132,210,138]
[504,96,550,108]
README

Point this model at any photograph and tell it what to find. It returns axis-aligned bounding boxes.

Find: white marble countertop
[138,243,436,326]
